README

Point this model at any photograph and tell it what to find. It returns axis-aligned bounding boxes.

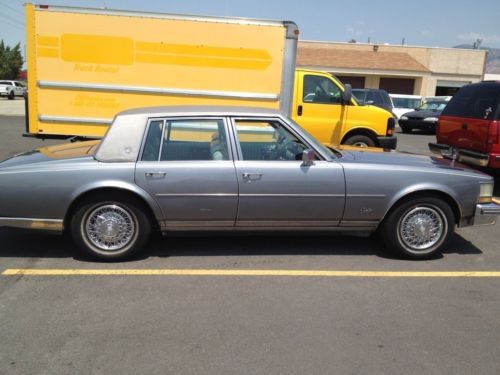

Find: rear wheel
[343,135,376,147]
[70,195,151,260]
[8,91,14,100]
[379,197,454,259]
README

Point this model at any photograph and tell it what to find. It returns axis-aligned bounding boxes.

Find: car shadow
[0,228,482,262]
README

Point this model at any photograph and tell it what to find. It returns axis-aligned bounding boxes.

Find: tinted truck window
[442,83,500,121]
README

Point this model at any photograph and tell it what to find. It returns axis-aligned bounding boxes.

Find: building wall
[298,41,487,97]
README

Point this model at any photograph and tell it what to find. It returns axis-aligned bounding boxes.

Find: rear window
[442,83,500,120]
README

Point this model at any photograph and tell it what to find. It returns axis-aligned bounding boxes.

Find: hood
[0,140,99,168]
[403,109,442,118]
[337,146,491,179]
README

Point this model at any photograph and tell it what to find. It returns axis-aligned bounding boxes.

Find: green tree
[0,40,23,80]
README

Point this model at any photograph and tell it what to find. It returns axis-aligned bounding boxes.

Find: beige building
[297,41,488,96]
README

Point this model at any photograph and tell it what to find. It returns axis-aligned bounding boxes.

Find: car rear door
[229,117,345,227]
[135,117,238,228]
[437,83,500,152]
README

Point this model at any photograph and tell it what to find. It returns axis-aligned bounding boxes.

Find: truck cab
[292,70,396,148]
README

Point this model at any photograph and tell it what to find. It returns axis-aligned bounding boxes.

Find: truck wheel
[343,135,375,147]
[70,195,151,260]
[8,91,14,100]
[379,197,454,259]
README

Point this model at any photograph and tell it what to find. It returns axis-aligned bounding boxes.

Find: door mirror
[342,84,352,105]
[302,149,316,166]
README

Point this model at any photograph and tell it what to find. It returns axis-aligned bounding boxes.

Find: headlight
[423,117,439,122]
[400,116,408,120]
[479,183,494,203]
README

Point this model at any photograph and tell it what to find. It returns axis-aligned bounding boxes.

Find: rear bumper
[474,201,500,226]
[377,135,397,150]
[429,143,493,168]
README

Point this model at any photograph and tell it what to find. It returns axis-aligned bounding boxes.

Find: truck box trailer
[25,4,396,148]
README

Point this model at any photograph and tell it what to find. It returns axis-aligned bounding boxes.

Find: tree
[0,40,24,80]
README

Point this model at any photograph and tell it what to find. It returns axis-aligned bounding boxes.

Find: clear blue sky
[1,0,500,51]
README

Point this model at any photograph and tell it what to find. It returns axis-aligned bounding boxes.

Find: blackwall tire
[380,197,455,259]
[70,196,151,261]
[343,135,376,147]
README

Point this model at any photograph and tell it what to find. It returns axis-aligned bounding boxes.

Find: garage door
[379,78,415,94]
[336,76,366,89]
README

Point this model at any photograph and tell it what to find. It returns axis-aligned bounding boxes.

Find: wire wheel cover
[399,206,444,251]
[85,205,136,251]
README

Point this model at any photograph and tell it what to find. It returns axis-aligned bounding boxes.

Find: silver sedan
[0,106,498,260]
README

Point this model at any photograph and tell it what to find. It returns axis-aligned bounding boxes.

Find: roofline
[32,4,297,28]
[299,39,489,54]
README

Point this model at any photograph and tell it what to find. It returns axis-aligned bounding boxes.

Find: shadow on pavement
[0,228,482,262]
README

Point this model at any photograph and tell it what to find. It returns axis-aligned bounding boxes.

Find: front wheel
[343,135,376,148]
[400,125,411,133]
[379,197,455,259]
[70,196,151,260]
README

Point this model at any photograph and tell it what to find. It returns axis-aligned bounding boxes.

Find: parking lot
[0,111,499,374]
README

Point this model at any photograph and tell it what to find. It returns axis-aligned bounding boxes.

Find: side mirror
[302,149,316,166]
[342,84,352,105]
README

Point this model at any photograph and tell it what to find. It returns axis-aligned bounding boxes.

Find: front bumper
[399,119,437,130]
[377,135,397,150]
[474,200,500,226]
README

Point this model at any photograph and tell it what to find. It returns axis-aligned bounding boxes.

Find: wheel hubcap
[399,206,444,252]
[85,205,135,251]
[352,142,368,147]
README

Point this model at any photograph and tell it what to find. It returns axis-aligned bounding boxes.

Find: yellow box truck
[25,4,396,148]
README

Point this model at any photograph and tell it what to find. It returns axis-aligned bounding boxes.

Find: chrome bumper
[474,202,500,226]
[429,143,489,167]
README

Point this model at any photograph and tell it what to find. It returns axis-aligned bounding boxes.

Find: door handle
[297,105,303,116]
[145,172,167,178]
[242,172,263,181]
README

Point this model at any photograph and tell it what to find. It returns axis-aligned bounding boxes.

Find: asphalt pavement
[0,115,499,375]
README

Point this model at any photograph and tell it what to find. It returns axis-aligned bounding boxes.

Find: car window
[303,75,342,104]
[141,118,229,161]
[234,119,309,161]
[420,101,447,111]
[0,81,10,85]
[352,90,366,104]
[392,97,422,108]
[442,84,500,120]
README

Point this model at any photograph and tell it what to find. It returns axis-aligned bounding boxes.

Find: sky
[1,0,500,53]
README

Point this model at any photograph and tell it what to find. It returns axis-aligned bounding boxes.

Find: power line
[0,14,24,32]
[0,11,23,26]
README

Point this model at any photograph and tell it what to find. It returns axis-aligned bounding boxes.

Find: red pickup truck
[429,81,500,170]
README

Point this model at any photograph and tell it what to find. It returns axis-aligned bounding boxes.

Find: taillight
[487,121,499,147]
[387,117,395,136]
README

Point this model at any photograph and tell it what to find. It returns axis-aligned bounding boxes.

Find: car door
[135,117,238,228]
[230,117,345,227]
[292,71,348,145]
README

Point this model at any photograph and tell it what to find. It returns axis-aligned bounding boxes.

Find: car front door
[230,117,345,227]
[135,117,238,228]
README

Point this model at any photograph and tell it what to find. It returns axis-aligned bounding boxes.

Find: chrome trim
[156,193,238,198]
[35,5,292,27]
[163,226,373,232]
[339,220,379,227]
[38,115,113,125]
[0,218,63,232]
[235,220,339,227]
[346,194,386,198]
[474,202,500,226]
[37,81,279,101]
[239,194,344,198]
[160,221,235,229]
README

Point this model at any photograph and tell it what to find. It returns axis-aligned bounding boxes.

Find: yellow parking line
[2,269,500,277]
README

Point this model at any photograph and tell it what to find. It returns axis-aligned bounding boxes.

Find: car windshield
[286,118,338,159]
[419,101,447,111]
[392,97,422,108]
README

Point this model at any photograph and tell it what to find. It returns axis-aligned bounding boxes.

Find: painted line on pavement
[2,269,500,277]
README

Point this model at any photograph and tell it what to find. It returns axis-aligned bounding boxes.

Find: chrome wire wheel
[398,205,446,253]
[83,204,137,253]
